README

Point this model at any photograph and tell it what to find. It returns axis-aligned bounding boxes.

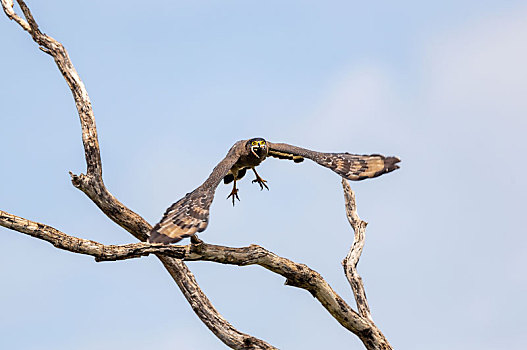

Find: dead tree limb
[2,1,394,349]
[342,178,373,320]
[341,179,393,349]
[0,190,392,349]
[0,209,370,338]
[2,1,273,348]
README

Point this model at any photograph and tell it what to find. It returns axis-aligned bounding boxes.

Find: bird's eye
[252,141,257,145]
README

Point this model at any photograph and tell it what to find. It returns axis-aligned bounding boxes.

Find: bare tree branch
[2,1,275,349]
[0,210,180,261]
[0,209,369,333]
[2,0,30,31]
[341,179,393,349]
[2,2,395,349]
[342,178,372,320]
[0,202,391,349]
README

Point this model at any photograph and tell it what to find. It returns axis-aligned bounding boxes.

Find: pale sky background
[1,1,526,349]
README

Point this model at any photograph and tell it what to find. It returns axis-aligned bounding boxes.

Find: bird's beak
[251,145,260,158]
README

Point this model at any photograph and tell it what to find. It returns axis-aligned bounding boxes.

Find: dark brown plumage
[148,138,400,244]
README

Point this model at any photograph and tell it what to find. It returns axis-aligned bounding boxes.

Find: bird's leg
[227,178,240,206]
[252,167,269,190]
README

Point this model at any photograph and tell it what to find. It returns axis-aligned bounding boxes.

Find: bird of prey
[148,138,400,244]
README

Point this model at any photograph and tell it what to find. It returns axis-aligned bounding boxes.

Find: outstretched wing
[267,149,305,163]
[267,142,400,180]
[149,140,247,244]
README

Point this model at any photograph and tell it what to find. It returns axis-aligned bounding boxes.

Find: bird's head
[247,137,268,158]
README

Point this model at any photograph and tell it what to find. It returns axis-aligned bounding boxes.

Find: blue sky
[1,1,526,349]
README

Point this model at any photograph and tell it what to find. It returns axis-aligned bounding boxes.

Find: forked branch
[2,1,273,348]
[2,1,393,349]
[0,209,369,336]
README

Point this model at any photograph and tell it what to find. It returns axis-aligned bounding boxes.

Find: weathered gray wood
[0,210,369,335]
[1,2,394,349]
[1,1,274,348]
[341,179,393,349]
